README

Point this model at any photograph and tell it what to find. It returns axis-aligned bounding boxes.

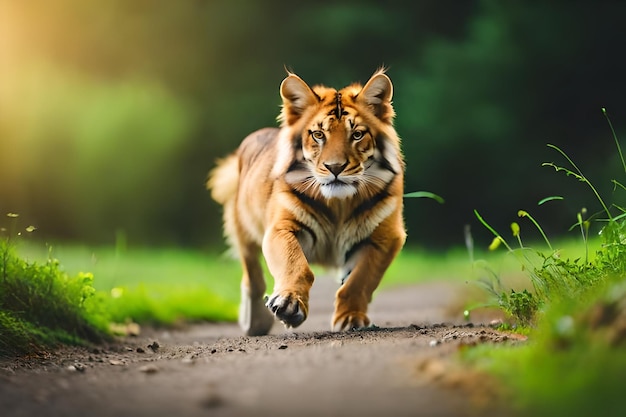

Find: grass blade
[603,107,626,174]
[473,210,512,251]
[403,191,445,204]
[538,196,564,206]
[545,144,612,219]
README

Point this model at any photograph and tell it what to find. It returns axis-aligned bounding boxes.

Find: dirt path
[0,278,517,417]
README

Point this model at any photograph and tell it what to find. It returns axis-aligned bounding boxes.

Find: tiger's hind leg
[237,244,275,336]
[220,185,274,336]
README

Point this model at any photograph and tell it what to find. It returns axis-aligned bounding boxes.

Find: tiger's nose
[324,162,348,177]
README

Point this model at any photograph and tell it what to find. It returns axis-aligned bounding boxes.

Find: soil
[0,278,524,417]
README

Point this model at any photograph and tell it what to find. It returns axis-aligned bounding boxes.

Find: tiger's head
[276,70,403,200]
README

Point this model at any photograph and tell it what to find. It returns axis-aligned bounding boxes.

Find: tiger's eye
[352,130,364,141]
[311,130,325,142]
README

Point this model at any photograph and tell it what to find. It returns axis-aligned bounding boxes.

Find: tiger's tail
[207,154,239,205]
[208,154,240,257]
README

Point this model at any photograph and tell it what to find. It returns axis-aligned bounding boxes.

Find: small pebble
[138,364,159,374]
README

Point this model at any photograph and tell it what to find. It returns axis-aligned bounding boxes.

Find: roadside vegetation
[0,217,240,357]
[19,244,240,326]
[2,225,479,358]
[0,220,110,356]
[465,109,626,416]
[1,212,493,358]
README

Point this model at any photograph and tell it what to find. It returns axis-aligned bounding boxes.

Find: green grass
[15,243,466,326]
[461,110,626,416]
[468,226,626,416]
[10,236,508,337]
[465,278,626,417]
[17,241,481,326]
[0,236,110,357]
[18,243,241,326]
[386,247,483,286]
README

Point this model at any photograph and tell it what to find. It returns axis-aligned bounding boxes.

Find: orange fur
[208,70,406,335]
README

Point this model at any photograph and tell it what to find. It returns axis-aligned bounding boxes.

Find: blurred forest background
[1,0,625,249]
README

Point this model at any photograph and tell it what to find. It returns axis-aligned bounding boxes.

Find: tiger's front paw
[331,311,370,332]
[265,291,308,328]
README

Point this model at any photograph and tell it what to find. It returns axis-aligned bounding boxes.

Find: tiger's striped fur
[208,70,406,335]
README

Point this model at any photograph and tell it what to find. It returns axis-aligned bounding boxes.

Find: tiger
[208,69,406,336]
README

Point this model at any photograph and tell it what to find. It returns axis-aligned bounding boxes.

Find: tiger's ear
[358,72,394,123]
[280,74,319,125]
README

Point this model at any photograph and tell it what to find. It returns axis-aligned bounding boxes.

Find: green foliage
[19,244,241,327]
[23,242,475,326]
[2,1,625,246]
[473,196,620,326]
[499,289,538,326]
[0,66,194,242]
[472,111,626,326]
[0,220,242,355]
[543,144,612,219]
[403,191,445,204]
[103,285,237,325]
[17,240,481,332]
[468,114,626,416]
[596,220,626,274]
[468,279,626,417]
[0,223,110,356]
